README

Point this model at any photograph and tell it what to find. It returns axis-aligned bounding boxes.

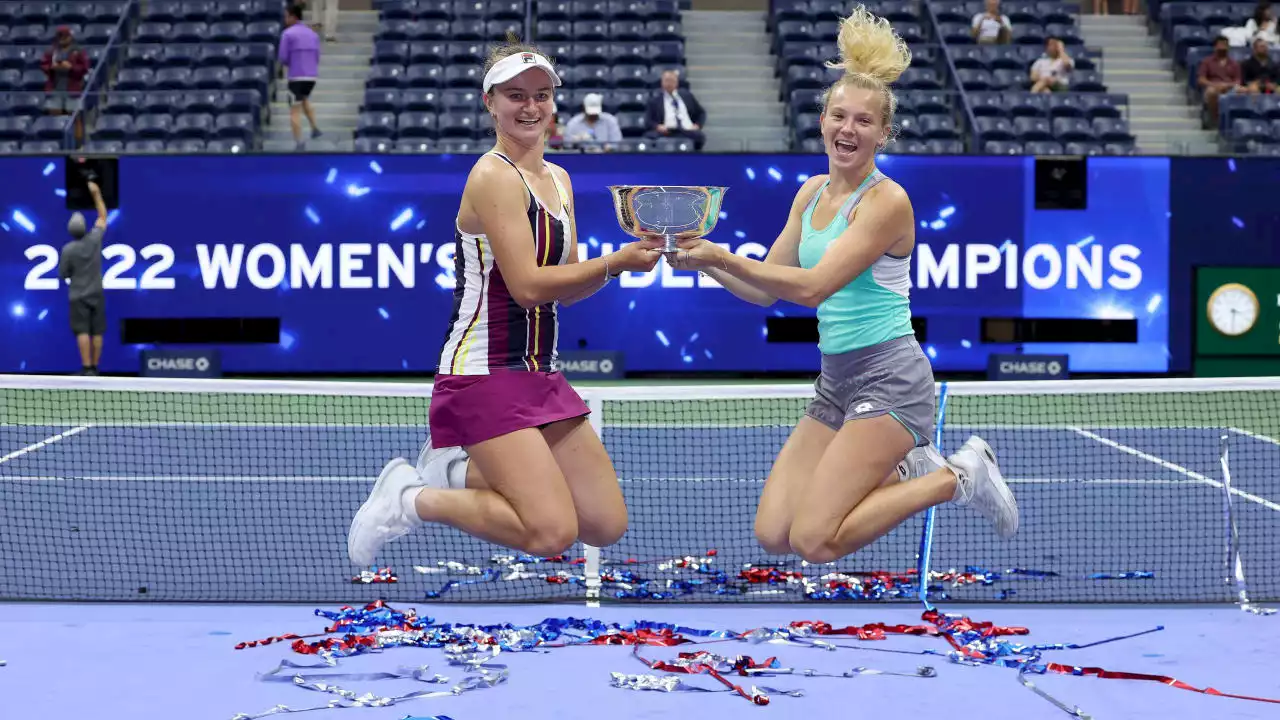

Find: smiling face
[820,82,891,170]
[484,68,557,145]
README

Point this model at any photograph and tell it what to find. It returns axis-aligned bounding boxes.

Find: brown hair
[821,5,912,137]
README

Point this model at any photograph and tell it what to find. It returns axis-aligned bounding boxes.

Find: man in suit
[645,69,706,150]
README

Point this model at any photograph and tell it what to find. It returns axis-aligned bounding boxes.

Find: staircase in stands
[1079,13,1218,154]
[682,9,789,152]
[263,10,376,151]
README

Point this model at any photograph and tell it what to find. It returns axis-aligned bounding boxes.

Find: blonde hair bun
[825,4,912,85]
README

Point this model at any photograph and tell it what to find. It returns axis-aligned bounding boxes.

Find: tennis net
[1,374,1277,605]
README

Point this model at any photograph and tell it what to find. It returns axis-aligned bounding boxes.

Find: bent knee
[788,522,846,565]
[521,516,579,558]
[754,517,792,556]
[578,504,628,548]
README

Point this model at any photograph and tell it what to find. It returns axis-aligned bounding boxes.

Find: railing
[923,1,980,152]
[62,0,139,149]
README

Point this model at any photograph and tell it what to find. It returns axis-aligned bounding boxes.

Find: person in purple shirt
[279,4,323,149]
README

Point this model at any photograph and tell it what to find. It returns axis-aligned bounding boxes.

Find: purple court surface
[2,601,1277,719]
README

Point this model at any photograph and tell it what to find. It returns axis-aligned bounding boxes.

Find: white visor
[482,51,562,93]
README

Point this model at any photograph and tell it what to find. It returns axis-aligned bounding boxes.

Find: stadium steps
[681,10,789,151]
[263,10,376,151]
[1078,14,1219,155]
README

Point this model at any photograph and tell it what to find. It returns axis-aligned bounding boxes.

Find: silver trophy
[609,185,727,254]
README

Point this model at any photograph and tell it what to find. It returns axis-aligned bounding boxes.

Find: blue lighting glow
[280,331,296,350]
[1228,158,1237,172]
[960,339,971,349]
[10,303,26,318]
[628,300,636,311]
[1232,216,1244,228]
[734,230,745,238]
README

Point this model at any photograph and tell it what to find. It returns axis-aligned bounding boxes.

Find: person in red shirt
[40,27,90,141]
[1198,36,1243,126]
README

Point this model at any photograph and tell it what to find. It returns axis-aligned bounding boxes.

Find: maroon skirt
[428,369,591,448]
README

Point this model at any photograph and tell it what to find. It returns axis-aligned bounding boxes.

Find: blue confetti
[1232,217,1244,229]
[655,330,670,347]
[18,361,25,370]
[11,210,35,233]
[1227,158,1236,172]
[628,300,636,311]
[1074,235,1095,248]
[689,332,699,342]
[929,219,945,230]
[54,188,65,197]
[704,349,713,359]
[304,206,320,224]
[998,239,1012,252]
[960,339,971,349]
[347,184,370,197]
[369,160,383,174]
[390,208,414,231]
[37,309,48,321]
[1147,294,1162,313]
[745,168,756,181]
[796,173,810,182]
[416,219,426,230]
[938,206,955,219]
[107,209,120,225]
[1,222,10,231]
[42,162,55,176]
[378,307,390,320]
[767,167,782,181]
[761,325,768,338]
[402,359,409,369]
[280,331,296,350]
[718,211,728,220]
[325,168,338,184]
[925,345,937,359]
[773,309,785,317]
[588,236,599,248]
[734,230,745,238]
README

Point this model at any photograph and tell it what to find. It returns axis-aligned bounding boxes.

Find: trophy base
[662,235,678,254]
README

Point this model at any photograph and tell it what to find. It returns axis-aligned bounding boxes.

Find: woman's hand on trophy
[607,235,665,274]
[667,236,725,272]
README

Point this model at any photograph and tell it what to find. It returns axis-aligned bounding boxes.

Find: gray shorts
[805,334,936,447]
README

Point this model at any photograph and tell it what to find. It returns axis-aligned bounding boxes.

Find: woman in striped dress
[348,41,663,567]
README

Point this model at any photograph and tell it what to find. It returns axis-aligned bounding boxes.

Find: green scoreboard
[1194,267,1280,376]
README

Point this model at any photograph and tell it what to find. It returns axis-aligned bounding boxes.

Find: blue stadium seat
[574,20,610,40]
[955,68,994,91]
[354,136,394,152]
[408,41,446,64]
[1071,70,1106,92]
[395,138,436,152]
[86,139,127,152]
[896,113,920,140]
[1052,116,1095,142]
[93,113,134,141]
[443,64,481,87]
[125,139,167,151]
[193,66,231,89]
[449,18,485,40]
[133,113,175,138]
[169,138,207,152]
[403,88,440,111]
[1009,93,1050,117]
[155,67,193,90]
[173,112,214,138]
[440,88,477,111]
[368,64,406,88]
[356,111,398,138]
[967,92,1007,117]
[27,115,68,140]
[919,114,958,139]
[438,137,481,152]
[364,88,402,112]
[974,115,1017,142]
[1014,115,1053,141]
[609,19,647,41]
[1092,117,1133,143]
[3,91,43,116]
[990,68,1024,90]
[1064,140,1104,155]
[115,68,155,91]
[397,110,437,138]
[984,139,1024,154]
[406,64,444,87]
[794,112,821,139]
[205,137,249,151]
[437,111,477,137]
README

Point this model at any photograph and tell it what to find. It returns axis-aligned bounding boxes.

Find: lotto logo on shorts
[854,402,874,414]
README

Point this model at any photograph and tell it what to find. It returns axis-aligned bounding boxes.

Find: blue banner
[0,153,1170,375]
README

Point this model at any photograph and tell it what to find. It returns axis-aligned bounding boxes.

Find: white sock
[947,457,971,504]
[401,486,425,524]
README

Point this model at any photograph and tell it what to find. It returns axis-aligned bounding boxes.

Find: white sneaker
[347,457,427,567]
[415,435,468,489]
[896,444,946,482]
[948,435,1019,538]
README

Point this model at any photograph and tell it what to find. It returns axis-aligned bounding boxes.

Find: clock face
[1208,284,1259,336]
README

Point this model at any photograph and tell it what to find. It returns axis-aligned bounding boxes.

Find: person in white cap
[564,92,622,151]
[347,38,664,569]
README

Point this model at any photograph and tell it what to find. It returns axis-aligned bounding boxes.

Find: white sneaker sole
[964,435,1019,538]
[347,457,410,567]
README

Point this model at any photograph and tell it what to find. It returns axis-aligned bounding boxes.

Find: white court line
[1068,426,1280,513]
[0,425,91,465]
[1229,426,1280,448]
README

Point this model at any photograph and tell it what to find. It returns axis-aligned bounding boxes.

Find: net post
[1218,433,1276,616]
[582,390,605,609]
[916,382,950,612]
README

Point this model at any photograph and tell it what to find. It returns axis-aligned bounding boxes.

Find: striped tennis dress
[428,151,590,449]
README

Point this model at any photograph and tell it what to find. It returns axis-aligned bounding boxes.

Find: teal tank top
[797,169,914,355]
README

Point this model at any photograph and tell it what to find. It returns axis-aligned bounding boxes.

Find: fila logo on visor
[521,53,536,63]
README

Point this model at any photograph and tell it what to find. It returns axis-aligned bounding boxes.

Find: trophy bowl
[609,185,728,254]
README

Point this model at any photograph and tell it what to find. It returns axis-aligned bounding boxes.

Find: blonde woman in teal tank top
[669,5,1019,565]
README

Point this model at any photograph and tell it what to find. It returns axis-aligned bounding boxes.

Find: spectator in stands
[563,93,622,151]
[971,0,1012,45]
[1198,36,1244,126]
[1029,37,1074,92]
[41,26,89,142]
[280,4,324,150]
[1246,3,1279,46]
[58,180,108,376]
[1242,37,1278,93]
[646,69,706,150]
